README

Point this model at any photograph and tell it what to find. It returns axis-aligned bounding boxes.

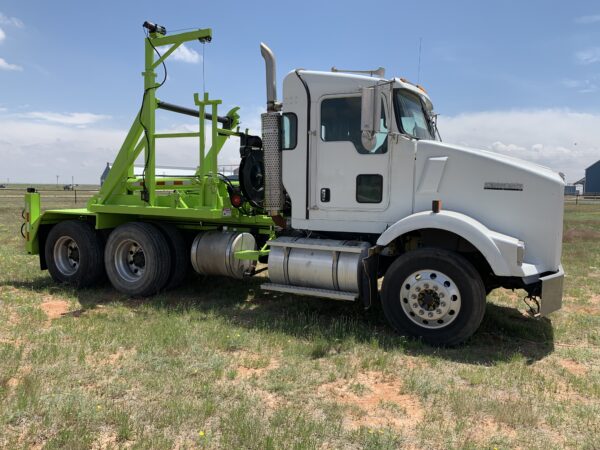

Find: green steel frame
[24,27,274,258]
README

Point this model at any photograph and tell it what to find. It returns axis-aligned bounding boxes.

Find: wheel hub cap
[115,240,145,282]
[399,270,462,329]
[53,236,80,276]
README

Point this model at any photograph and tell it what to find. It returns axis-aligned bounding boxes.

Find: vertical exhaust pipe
[260,43,279,112]
[259,42,284,215]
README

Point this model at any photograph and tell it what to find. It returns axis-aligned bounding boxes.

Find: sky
[1,0,599,184]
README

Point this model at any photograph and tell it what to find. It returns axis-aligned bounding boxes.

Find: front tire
[105,222,170,297]
[45,220,105,287]
[381,248,486,346]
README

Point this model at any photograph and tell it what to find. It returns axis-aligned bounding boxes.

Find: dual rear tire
[45,220,188,296]
[45,220,105,288]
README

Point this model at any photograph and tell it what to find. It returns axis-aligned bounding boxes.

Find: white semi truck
[24,25,565,345]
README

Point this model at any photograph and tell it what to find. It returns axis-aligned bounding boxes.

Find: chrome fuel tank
[268,237,369,293]
[191,231,256,279]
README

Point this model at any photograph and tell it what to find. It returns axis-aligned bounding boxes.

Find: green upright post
[143,37,157,205]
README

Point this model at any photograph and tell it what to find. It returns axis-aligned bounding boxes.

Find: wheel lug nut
[419,310,424,315]
[441,302,446,307]
[411,294,417,299]
[428,312,433,318]
[415,287,421,292]
[433,285,438,291]
[424,283,429,289]
[439,293,445,298]
[412,303,418,308]
[436,309,442,314]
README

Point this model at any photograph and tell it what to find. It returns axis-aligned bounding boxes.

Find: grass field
[0,187,599,449]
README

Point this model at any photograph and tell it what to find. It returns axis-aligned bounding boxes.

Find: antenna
[417,37,422,84]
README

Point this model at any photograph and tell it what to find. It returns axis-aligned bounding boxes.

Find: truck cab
[278,68,563,288]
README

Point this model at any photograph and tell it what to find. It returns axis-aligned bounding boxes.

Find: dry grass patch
[233,350,281,379]
[558,358,589,377]
[562,227,600,242]
[6,364,31,389]
[40,296,70,320]
[86,347,137,368]
[317,371,423,432]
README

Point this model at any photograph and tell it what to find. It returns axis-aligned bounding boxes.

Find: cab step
[261,283,357,301]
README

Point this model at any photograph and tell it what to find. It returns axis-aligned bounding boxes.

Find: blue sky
[1,0,600,183]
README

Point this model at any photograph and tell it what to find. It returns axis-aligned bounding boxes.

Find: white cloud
[439,109,600,182]
[0,108,256,183]
[575,14,600,24]
[0,27,5,42]
[575,47,600,65]
[2,107,597,184]
[0,12,23,28]
[0,57,21,71]
[158,43,201,64]
[562,78,598,93]
[19,111,110,126]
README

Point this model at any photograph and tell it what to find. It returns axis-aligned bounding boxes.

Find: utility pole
[56,175,59,187]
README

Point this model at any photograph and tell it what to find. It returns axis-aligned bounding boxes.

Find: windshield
[394,89,435,140]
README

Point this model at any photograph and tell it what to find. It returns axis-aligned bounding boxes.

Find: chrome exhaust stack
[260,43,280,112]
[260,42,284,215]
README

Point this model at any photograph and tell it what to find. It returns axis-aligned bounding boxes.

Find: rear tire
[105,222,170,297]
[45,220,105,287]
[152,222,189,290]
[381,248,486,346]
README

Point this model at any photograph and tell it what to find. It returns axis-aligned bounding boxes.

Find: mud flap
[540,265,564,316]
[360,251,379,309]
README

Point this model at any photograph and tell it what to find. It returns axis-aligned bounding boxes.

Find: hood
[412,139,564,272]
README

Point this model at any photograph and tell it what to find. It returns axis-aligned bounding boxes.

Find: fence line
[0,188,99,205]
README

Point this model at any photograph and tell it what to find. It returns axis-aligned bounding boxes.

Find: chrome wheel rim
[53,236,80,276]
[399,269,461,329]
[114,239,145,282]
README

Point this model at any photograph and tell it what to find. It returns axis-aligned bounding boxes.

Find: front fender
[377,210,526,277]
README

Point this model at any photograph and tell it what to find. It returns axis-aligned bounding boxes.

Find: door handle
[320,188,330,202]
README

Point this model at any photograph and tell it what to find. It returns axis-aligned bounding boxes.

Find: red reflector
[230,194,243,207]
[157,181,165,186]
[174,180,183,186]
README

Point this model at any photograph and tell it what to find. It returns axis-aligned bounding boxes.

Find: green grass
[1,188,599,449]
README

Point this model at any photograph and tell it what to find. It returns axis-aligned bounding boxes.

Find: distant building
[100,162,111,186]
[564,185,578,195]
[585,160,600,194]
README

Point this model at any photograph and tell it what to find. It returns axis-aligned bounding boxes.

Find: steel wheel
[114,239,145,282]
[53,236,80,277]
[400,270,461,329]
[381,248,486,346]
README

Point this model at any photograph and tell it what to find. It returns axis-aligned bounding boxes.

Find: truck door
[313,93,390,214]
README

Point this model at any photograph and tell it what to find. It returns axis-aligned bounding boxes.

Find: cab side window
[320,96,387,154]
[281,113,297,150]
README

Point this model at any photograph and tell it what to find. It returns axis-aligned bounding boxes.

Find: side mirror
[360,85,381,151]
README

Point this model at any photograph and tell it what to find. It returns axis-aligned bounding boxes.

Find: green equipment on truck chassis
[24,24,275,264]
